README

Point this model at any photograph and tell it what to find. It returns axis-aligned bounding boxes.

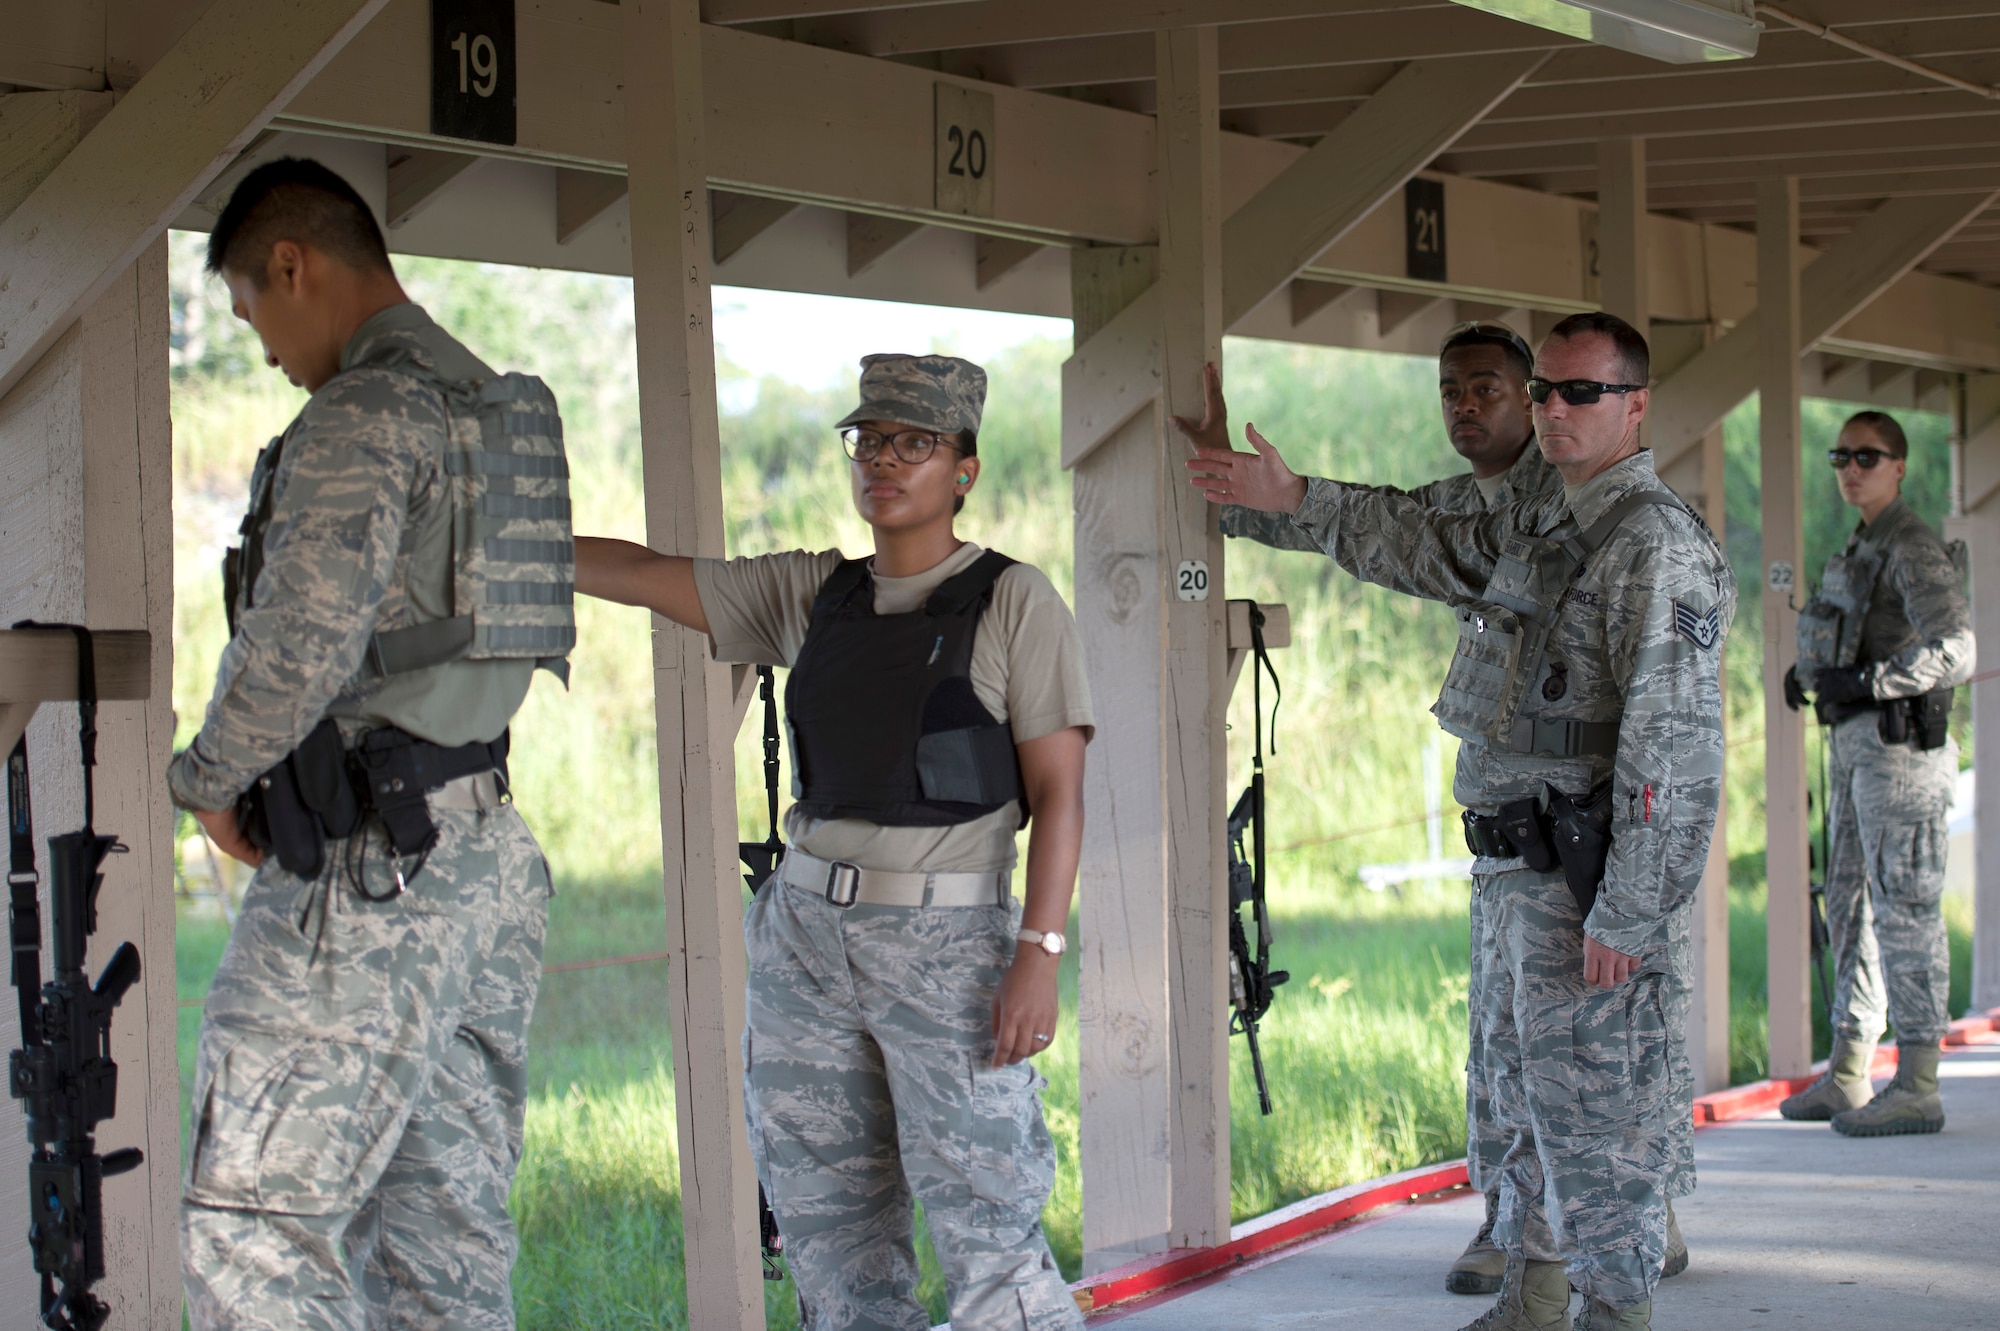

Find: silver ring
[1033,1033,1051,1042]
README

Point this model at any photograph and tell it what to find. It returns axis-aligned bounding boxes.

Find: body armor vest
[1795,532,1887,678]
[224,362,576,682]
[785,551,1024,827]
[1433,489,1686,758]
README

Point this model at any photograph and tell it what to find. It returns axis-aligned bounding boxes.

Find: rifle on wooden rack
[7,625,142,1331]
[1226,604,1288,1115]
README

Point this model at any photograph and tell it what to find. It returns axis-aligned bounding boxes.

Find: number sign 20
[935,83,996,218]
[432,0,516,147]
[1404,177,1446,284]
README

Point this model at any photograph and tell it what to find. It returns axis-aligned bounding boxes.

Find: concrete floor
[1095,1042,2000,1329]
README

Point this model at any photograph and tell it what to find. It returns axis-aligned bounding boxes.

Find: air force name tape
[1673,598,1721,651]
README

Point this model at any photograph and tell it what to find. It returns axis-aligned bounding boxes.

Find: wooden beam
[0,629,151,701]
[1596,137,1648,336]
[622,0,762,1324]
[0,0,107,90]
[795,0,1462,54]
[711,188,794,262]
[1062,282,1161,469]
[1962,371,2000,1011]
[385,147,475,229]
[556,167,628,245]
[974,233,1041,289]
[0,0,390,402]
[846,210,924,276]
[1377,288,1443,338]
[1760,176,1814,1085]
[0,92,113,219]
[1454,298,1514,323]
[1652,190,1999,458]
[1220,51,1547,328]
[1290,278,1351,326]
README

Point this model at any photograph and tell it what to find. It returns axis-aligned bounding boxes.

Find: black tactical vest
[785,550,1025,827]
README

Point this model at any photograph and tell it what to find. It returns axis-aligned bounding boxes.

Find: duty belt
[778,849,1011,909]
[1505,717,1619,759]
[1462,799,1545,862]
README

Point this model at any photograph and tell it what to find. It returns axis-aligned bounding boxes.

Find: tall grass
[167,236,1975,1326]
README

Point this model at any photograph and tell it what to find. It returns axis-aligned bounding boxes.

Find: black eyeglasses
[1441,320,1534,368]
[1828,448,1896,471]
[840,427,954,464]
[1525,378,1647,406]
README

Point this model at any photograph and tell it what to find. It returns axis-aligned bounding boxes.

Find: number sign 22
[935,83,996,218]
[432,0,516,147]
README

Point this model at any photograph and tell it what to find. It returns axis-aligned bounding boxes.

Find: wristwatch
[1016,926,1066,958]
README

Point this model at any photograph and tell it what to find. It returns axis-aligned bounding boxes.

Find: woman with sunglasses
[575,353,1091,1330]
[1779,411,1973,1139]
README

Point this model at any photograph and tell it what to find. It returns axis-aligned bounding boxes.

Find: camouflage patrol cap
[834,353,987,436]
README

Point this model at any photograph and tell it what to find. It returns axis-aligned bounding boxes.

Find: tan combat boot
[1832,1042,1945,1137]
[1447,1190,1507,1295]
[1778,1036,1873,1121]
[1573,1296,1650,1330]
[1457,1254,1572,1331]
[1661,1202,1687,1279]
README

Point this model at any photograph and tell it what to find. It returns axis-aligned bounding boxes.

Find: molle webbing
[366,371,576,680]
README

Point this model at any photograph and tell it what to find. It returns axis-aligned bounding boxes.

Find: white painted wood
[0,631,151,703]
[0,0,392,401]
[555,167,629,246]
[1070,244,1173,1276]
[846,210,924,277]
[1062,285,1161,470]
[974,234,1041,290]
[385,147,476,229]
[1219,52,1546,329]
[622,0,764,1325]
[1652,190,2000,458]
[1376,289,1442,339]
[1596,137,1648,336]
[1289,279,1351,327]
[1961,373,2000,1013]
[0,0,107,91]
[1156,24,1229,1252]
[0,93,113,220]
[1760,178,1814,1083]
[711,190,795,264]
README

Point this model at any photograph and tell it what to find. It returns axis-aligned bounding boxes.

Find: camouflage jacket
[1844,497,1975,700]
[1221,437,1559,546]
[1282,450,1736,957]
[168,304,536,812]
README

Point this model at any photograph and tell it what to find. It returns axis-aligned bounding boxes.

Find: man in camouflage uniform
[1176,322,1688,1298]
[171,159,558,1328]
[1778,411,1972,1136]
[1185,312,1732,1331]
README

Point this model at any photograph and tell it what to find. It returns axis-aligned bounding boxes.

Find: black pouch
[1879,699,1911,745]
[1495,796,1557,873]
[1547,781,1615,922]
[1912,687,1953,751]
[242,756,326,880]
[293,718,364,838]
[351,729,441,859]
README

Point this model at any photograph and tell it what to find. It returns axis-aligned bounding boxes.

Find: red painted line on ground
[1075,1006,2000,1318]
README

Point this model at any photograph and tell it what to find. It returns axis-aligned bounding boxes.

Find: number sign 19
[1404,176,1446,284]
[935,82,996,218]
[432,0,516,147]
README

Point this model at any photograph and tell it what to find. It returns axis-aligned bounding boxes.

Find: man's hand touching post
[1185,422,1308,515]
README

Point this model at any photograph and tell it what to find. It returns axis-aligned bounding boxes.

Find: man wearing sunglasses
[1177,322,1654,1301]
[1777,411,1972,1138]
[1184,312,1732,1331]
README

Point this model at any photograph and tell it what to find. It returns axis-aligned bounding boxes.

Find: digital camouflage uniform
[1278,450,1734,1311]
[1814,498,1972,1051]
[170,304,553,1330]
[1225,442,1563,1194]
[711,354,1088,1331]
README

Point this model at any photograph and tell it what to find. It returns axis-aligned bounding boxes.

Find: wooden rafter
[385,147,476,228]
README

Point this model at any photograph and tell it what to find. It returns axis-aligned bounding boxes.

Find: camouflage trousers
[182,799,551,1330]
[1469,865,1685,1311]
[744,879,1081,1331]
[1823,714,1956,1048]
[1466,883,1695,1208]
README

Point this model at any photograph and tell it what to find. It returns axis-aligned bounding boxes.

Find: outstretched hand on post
[1184,422,1308,515]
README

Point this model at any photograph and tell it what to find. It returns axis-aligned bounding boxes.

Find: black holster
[1461,797,1556,872]
[1908,687,1953,751]
[1547,781,1615,922]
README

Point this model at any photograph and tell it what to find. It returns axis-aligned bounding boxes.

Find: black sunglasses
[1828,448,1896,471]
[1525,378,1647,406]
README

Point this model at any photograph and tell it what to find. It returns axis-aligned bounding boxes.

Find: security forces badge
[1673,597,1722,651]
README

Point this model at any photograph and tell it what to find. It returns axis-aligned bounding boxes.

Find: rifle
[7,625,142,1331]
[736,665,787,1282]
[1226,604,1288,1115]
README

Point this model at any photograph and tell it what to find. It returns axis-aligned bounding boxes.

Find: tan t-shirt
[692,542,1094,873]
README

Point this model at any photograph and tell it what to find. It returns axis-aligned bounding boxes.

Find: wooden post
[1759,178,1813,1080]
[622,2,763,1325]
[1596,137,1648,338]
[1960,373,2000,1013]
[1155,25,1230,1251]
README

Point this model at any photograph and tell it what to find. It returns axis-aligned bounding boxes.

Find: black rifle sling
[7,738,40,1047]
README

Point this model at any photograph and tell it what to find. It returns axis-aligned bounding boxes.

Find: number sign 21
[432,0,516,147]
[1404,177,1446,284]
